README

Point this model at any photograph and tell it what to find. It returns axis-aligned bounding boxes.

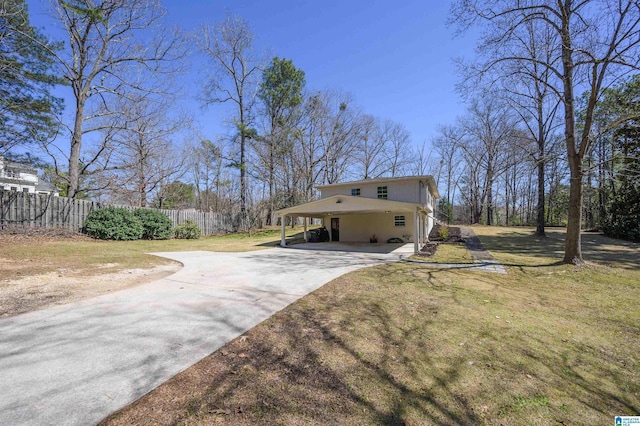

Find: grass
[412,242,474,263]
[472,225,640,270]
[0,226,306,280]
[102,226,640,426]
[432,242,473,263]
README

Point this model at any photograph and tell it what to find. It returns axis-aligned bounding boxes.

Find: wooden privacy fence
[0,190,235,235]
[0,191,97,231]
[115,205,235,236]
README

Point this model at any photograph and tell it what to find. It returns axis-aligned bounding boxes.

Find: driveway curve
[0,245,409,426]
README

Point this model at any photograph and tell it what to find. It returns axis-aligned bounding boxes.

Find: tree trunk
[67,96,85,199]
[266,129,274,226]
[535,105,546,236]
[535,158,546,236]
[560,12,583,264]
[564,164,584,264]
[486,181,493,226]
[239,105,247,230]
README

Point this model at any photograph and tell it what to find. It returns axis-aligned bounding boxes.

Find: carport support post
[280,217,287,247]
[413,210,419,254]
[304,217,308,242]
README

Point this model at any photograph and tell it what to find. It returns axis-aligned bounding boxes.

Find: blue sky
[27,0,477,150]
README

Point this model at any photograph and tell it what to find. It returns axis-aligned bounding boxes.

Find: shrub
[174,220,201,239]
[439,225,450,240]
[84,207,143,240]
[133,208,173,240]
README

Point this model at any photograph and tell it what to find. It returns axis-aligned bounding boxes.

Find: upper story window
[377,186,388,200]
[351,188,360,196]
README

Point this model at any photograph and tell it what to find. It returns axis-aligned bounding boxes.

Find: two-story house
[0,155,59,195]
[277,175,440,253]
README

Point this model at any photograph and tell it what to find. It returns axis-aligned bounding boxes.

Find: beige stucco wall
[325,212,414,243]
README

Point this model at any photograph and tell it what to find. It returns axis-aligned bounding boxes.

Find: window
[23,188,29,193]
[394,215,406,227]
[377,186,388,199]
[351,188,360,196]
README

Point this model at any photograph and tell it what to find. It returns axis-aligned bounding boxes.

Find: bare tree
[190,138,226,212]
[433,125,464,224]
[451,0,640,263]
[411,139,438,177]
[44,0,184,199]
[102,92,188,207]
[197,15,261,229]
[354,115,389,179]
[320,95,361,184]
[458,98,515,224]
[384,120,413,177]
[500,18,562,235]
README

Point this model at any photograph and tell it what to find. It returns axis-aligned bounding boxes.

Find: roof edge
[316,175,434,189]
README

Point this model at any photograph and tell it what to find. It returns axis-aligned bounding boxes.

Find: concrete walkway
[0,246,410,426]
[461,228,507,273]
[404,228,507,274]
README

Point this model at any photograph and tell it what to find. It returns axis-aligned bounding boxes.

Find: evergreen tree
[600,75,640,241]
[0,0,63,153]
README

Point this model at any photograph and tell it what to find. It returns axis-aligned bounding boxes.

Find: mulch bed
[417,225,465,257]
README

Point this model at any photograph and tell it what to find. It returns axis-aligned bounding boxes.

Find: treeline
[444,0,640,254]
[1,2,431,229]
[2,0,640,260]
[435,75,640,244]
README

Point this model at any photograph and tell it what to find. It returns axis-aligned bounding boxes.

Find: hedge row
[84,207,201,240]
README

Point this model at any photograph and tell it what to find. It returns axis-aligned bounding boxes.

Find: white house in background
[276,175,440,253]
[0,155,59,195]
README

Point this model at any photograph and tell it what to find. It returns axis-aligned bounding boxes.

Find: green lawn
[103,226,640,426]
[0,227,306,280]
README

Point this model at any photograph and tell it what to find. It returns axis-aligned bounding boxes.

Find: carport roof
[276,195,431,218]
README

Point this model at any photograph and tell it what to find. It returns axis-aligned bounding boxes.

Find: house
[276,175,440,253]
[0,155,59,195]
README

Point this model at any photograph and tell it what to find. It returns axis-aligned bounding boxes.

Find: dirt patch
[0,264,181,318]
[0,229,184,317]
[0,227,94,243]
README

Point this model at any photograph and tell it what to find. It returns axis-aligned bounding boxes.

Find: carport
[276,195,432,254]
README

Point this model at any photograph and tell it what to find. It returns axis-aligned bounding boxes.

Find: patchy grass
[0,227,305,281]
[102,227,640,426]
[472,225,640,270]
[431,242,473,263]
[410,242,473,263]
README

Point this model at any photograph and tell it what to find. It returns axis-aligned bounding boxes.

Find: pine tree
[0,0,63,153]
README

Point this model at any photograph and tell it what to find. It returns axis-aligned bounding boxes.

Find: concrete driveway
[0,245,410,426]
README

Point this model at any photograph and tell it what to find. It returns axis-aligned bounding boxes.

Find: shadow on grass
[100,258,640,425]
[100,266,483,425]
[475,227,640,270]
[104,264,640,425]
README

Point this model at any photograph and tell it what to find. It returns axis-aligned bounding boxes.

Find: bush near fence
[0,190,235,236]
